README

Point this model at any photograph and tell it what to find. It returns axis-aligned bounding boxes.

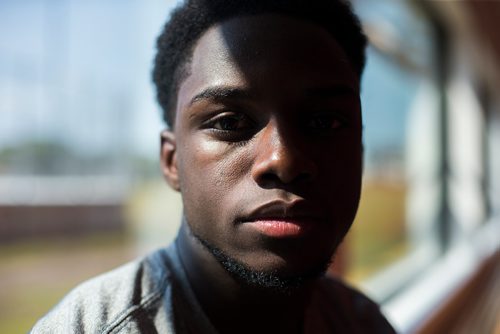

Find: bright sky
[0,0,180,157]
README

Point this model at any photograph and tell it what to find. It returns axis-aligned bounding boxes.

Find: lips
[238,200,322,238]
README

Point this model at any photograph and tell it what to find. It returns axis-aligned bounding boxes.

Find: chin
[194,233,333,294]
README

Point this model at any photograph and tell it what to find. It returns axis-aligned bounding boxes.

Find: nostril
[255,168,313,188]
[261,173,276,181]
[251,125,318,186]
[256,172,291,189]
[251,143,318,186]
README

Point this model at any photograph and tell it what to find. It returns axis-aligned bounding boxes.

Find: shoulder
[31,248,174,334]
[309,275,396,334]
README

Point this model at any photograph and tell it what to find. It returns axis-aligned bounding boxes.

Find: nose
[251,122,317,187]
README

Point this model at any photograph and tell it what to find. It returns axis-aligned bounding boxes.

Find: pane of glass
[345,0,438,283]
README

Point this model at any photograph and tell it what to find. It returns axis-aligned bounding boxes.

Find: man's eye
[307,114,344,130]
[209,114,252,131]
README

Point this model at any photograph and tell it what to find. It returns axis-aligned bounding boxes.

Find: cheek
[183,139,251,188]
[316,140,362,213]
[177,138,253,221]
[317,137,362,176]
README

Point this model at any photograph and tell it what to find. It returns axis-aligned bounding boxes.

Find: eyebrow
[188,84,356,108]
[305,85,357,99]
[189,86,252,106]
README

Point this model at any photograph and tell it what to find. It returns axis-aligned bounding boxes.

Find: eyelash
[305,112,348,132]
[202,112,256,142]
[201,110,348,142]
[207,114,250,131]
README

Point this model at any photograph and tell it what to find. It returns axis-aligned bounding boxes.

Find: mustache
[236,198,324,223]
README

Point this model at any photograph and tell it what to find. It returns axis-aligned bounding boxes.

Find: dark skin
[161,14,362,334]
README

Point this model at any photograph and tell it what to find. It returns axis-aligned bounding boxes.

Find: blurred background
[0,0,499,333]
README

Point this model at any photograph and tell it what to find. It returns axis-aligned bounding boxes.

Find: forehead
[198,14,350,65]
[175,14,357,121]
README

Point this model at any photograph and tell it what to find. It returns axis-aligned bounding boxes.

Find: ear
[160,130,181,192]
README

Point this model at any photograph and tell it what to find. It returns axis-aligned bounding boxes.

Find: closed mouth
[238,200,322,238]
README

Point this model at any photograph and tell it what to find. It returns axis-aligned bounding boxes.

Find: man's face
[166,14,362,280]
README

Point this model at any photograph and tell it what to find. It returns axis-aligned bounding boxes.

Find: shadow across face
[164,14,362,286]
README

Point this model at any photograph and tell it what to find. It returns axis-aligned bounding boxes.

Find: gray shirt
[31,240,395,333]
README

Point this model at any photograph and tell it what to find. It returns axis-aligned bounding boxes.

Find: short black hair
[153,0,367,128]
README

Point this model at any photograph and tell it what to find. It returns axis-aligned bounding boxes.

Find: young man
[32,0,396,333]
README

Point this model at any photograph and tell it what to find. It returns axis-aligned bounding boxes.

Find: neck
[176,221,311,334]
